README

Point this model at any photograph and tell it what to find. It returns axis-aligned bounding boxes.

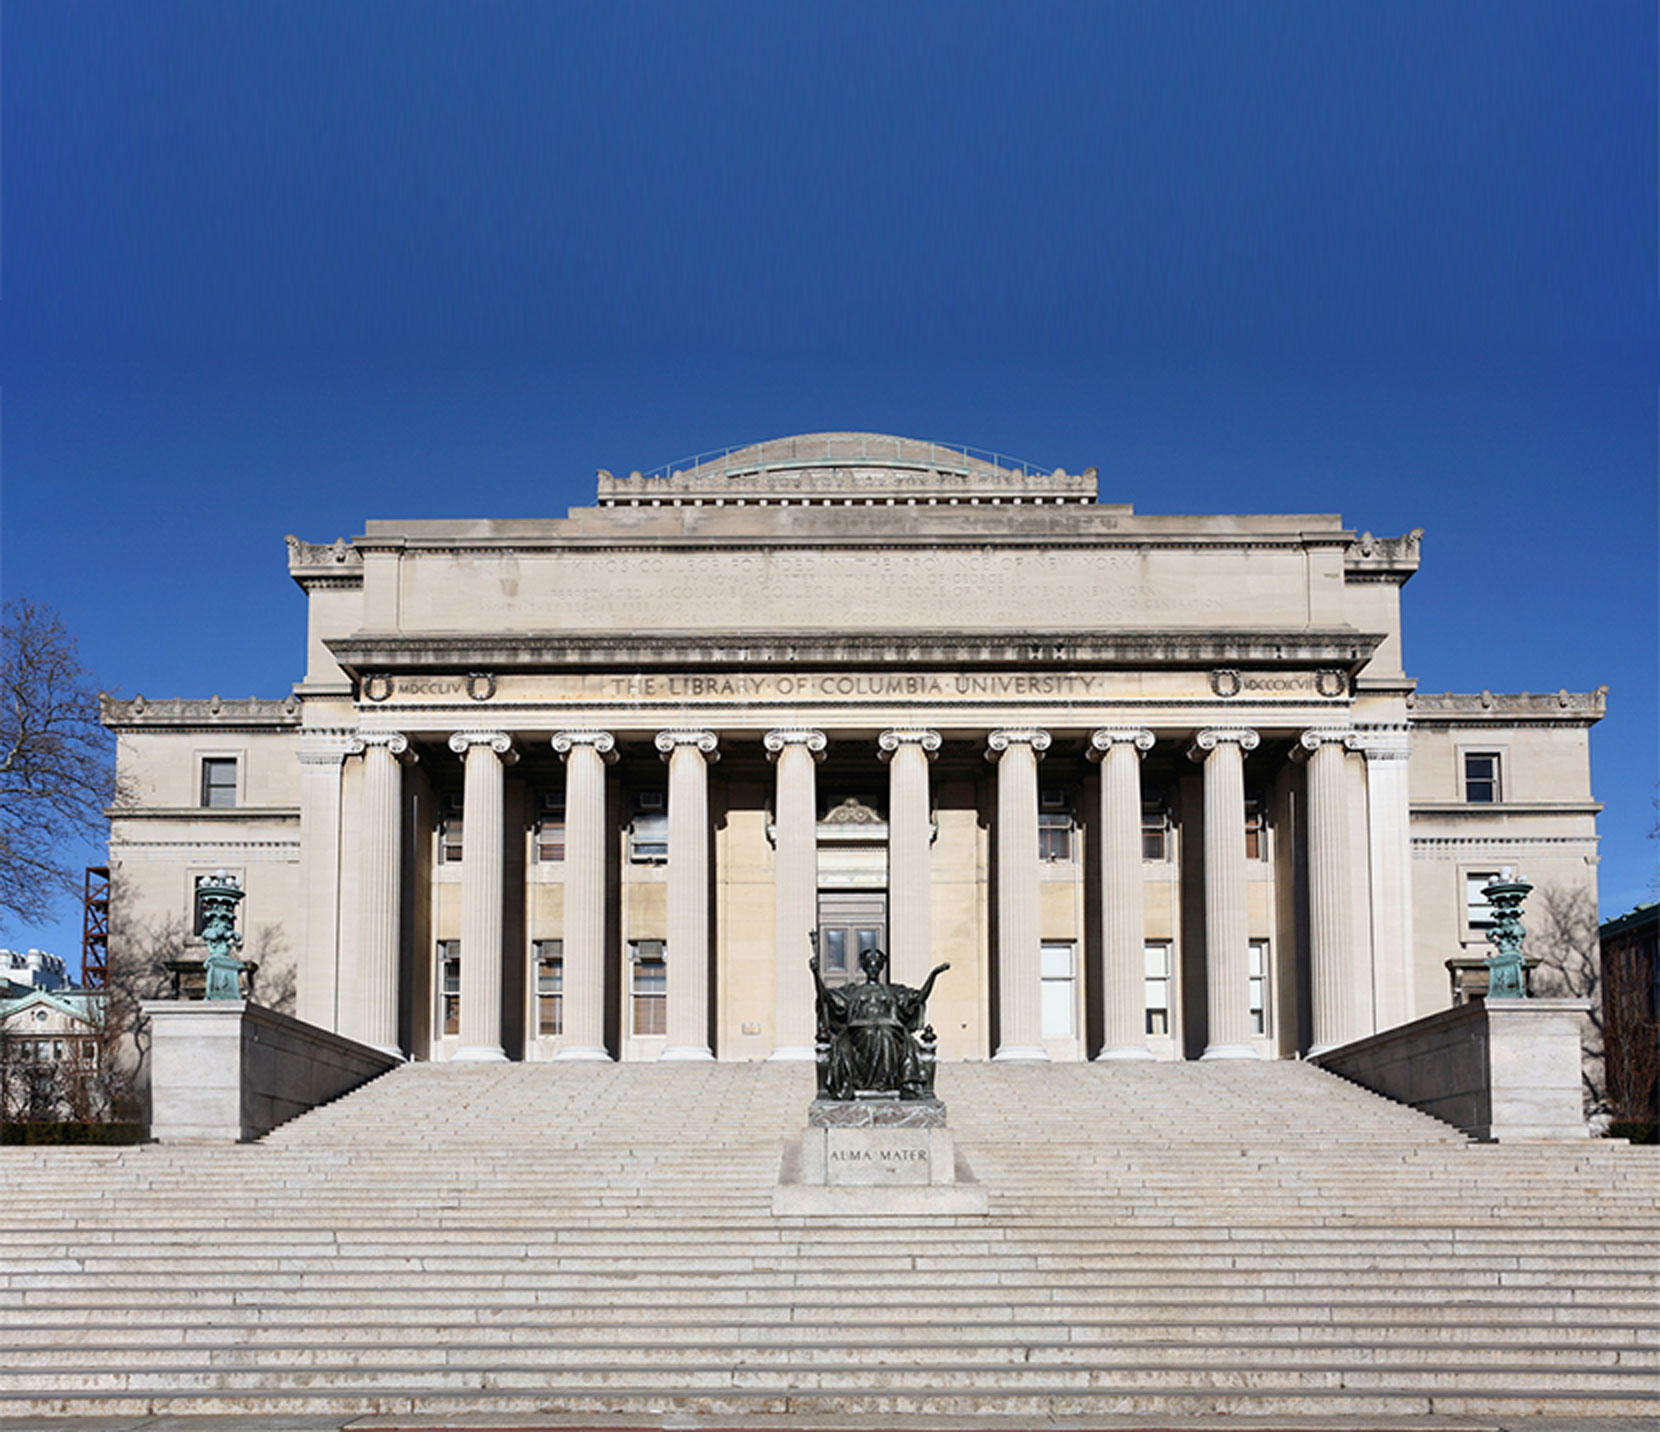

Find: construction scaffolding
[81,866,110,989]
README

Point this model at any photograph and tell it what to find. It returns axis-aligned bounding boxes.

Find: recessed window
[1040,942,1075,1036]
[630,941,666,1034]
[436,941,460,1037]
[438,794,464,864]
[1038,789,1074,862]
[534,939,563,1036]
[1141,802,1169,861]
[1248,940,1271,1035]
[200,758,238,809]
[1464,753,1500,803]
[630,790,667,862]
[1144,943,1172,1035]
[1244,799,1267,860]
[534,793,566,863]
[1465,872,1500,933]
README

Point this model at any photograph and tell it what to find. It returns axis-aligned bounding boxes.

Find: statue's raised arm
[915,961,950,1005]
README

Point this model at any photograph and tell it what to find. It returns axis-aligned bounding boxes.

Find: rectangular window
[534,793,566,863]
[438,794,464,864]
[1141,803,1169,861]
[436,941,460,1037]
[630,791,668,862]
[534,939,563,1036]
[200,758,238,809]
[1248,940,1270,1035]
[1144,942,1171,1035]
[1464,753,1500,804]
[1038,790,1073,862]
[1040,942,1075,1037]
[1244,799,1266,860]
[631,940,666,1035]
[1465,872,1500,932]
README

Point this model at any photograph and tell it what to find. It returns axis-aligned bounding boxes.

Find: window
[1464,753,1500,804]
[630,791,667,862]
[630,941,666,1035]
[1243,799,1267,860]
[534,940,563,1036]
[1141,802,1169,861]
[1248,940,1270,1035]
[534,793,566,862]
[436,941,460,1037]
[200,758,238,809]
[438,794,464,864]
[821,928,848,974]
[1144,943,1171,1035]
[1038,790,1074,862]
[1465,872,1500,933]
[1040,942,1075,1037]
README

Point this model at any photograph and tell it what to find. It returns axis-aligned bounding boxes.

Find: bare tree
[0,600,117,929]
[1525,880,1607,1114]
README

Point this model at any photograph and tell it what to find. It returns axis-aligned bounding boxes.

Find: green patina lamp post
[1482,867,1532,1000]
[198,870,249,1001]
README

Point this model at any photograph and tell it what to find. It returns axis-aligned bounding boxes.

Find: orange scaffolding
[81,866,110,989]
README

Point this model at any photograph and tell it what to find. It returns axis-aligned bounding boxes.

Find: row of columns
[344,722,1367,1062]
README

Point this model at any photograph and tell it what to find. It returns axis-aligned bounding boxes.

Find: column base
[767,1045,817,1061]
[992,1045,1051,1062]
[553,1045,611,1061]
[660,1045,715,1061]
[1095,1045,1157,1061]
[1200,1043,1261,1061]
[451,1045,508,1063]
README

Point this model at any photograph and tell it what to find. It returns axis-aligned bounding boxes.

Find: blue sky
[2,1,1655,964]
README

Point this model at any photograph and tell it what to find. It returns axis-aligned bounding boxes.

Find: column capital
[297,728,361,767]
[764,727,827,761]
[1294,727,1360,759]
[448,730,518,764]
[1350,723,1413,761]
[985,728,1051,762]
[348,730,414,761]
[1187,727,1260,762]
[655,728,720,762]
[878,727,941,761]
[1088,727,1155,760]
[552,730,619,764]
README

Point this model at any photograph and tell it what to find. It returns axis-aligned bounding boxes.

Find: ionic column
[551,730,618,1061]
[877,728,941,986]
[447,731,517,1062]
[1187,728,1261,1060]
[988,728,1051,1061]
[1355,727,1415,1030]
[765,728,827,1059]
[1089,727,1156,1060]
[350,731,413,1056]
[1299,729,1360,1054]
[296,730,355,1031]
[655,729,719,1061]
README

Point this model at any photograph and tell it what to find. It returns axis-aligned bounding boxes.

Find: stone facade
[103,432,1605,1063]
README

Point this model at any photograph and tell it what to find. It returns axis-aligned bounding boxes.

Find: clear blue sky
[2,1,1655,966]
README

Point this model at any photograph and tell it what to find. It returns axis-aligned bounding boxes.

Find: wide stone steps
[2,1058,1657,1423]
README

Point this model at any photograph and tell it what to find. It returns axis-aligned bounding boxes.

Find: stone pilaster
[1299,728,1360,1055]
[447,731,517,1062]
[1354,725,1415,1030]
[296,730,356,1031]
[551,730,618,1061]
[349,731,413,1055]
[877,728,941,987]
[656,729,719,1061]
[765,728,827,1059]
[987,728,1051,1061]
[1188,728,1261,1060]
[1089,727,1156,1060]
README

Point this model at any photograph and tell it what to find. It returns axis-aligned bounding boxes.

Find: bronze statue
[810,945,949,1101]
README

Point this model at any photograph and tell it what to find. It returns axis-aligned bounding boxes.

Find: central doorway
[815,892,887,987]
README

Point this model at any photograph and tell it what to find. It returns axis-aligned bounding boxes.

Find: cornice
[327,629,1385,678]
[106,807,300,822]
[1409,801,1604,817]
[101,695,303,730]
[1407,688,1607,725]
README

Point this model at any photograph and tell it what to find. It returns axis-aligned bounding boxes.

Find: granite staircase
[2,1058,1658,1423]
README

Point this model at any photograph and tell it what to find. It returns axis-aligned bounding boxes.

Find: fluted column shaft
[989,728,1051,1061]
[449,731,515,1061]
[354,733,410,1055]
[878,728,940,987]
[1091,728,1155,1059]
[1190,728,1260,1059]
[1303,729,1358,1054]
[1358,729,1415,1030]
[766,729,826,1059]
[552,731,616,1060]
[657,730,718,1060]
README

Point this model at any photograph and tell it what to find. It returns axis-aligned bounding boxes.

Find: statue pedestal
[772,1096,988,1215]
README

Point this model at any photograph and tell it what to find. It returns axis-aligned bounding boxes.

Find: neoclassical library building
[104,434,1605,1065]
